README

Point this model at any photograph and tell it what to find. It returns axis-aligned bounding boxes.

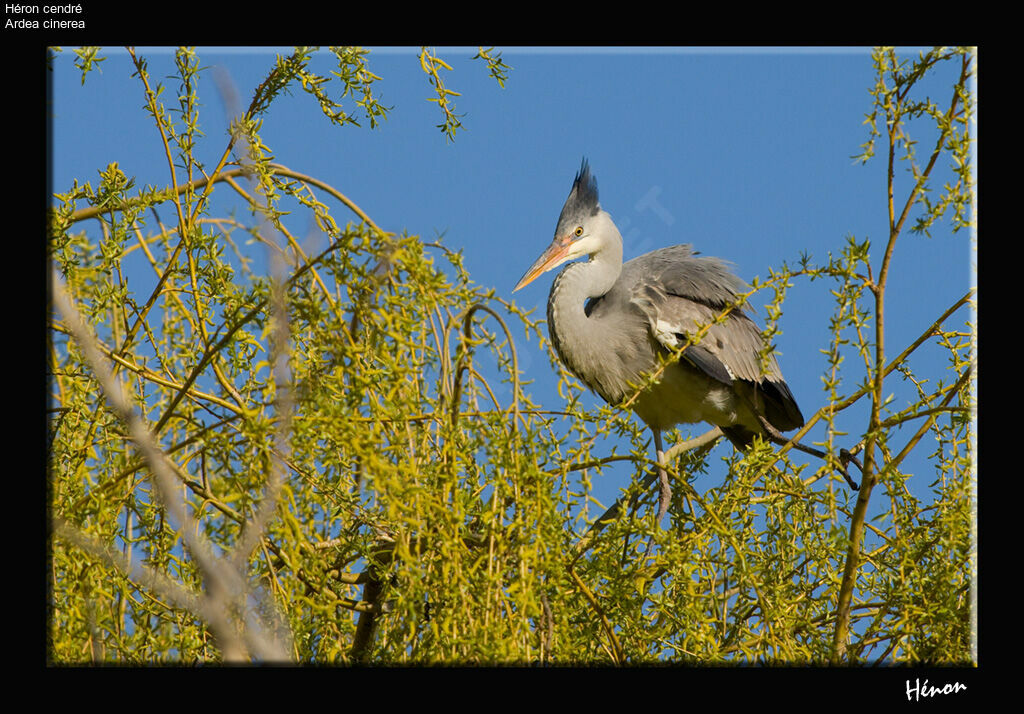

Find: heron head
[513,158,611,292]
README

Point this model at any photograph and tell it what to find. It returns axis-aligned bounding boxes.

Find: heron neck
[546,226,624,401]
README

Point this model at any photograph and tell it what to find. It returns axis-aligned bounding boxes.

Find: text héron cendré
[5,4,85,29]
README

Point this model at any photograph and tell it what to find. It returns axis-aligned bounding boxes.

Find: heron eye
[574,226,584,237]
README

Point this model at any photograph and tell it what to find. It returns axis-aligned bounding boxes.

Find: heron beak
[513,234,573,292]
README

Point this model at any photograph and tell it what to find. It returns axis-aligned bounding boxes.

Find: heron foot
[839,449,863,491]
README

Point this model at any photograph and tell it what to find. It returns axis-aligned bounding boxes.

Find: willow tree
[48,46,974,664]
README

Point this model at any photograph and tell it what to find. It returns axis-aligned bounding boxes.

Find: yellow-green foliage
[48,46,975,665]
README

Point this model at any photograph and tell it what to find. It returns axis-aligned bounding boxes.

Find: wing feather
[621,245,804,430]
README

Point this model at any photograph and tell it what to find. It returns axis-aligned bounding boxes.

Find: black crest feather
[556,158,600,233]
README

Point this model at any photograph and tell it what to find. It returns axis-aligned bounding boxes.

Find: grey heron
[513,159,854,523]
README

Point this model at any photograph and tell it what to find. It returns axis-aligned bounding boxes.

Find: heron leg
[653,428,672,523]
[756,416,861,490]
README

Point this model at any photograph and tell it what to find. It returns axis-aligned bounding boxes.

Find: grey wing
[623,246,804,431]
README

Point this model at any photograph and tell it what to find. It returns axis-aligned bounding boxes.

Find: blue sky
[49,46,974,511]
